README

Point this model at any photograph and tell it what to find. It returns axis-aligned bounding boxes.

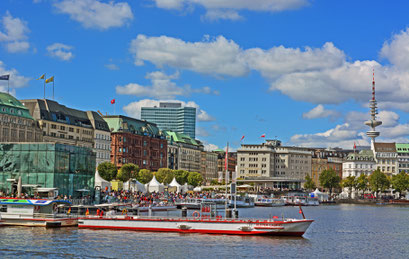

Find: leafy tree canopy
[138,169,153,184]
[356,174,369,192]
[187,172,204,187]
[174,170,189,185]
[319,168,341,196]
[155,168,174,185]
[97,162,117,182]
[391,171,409,194]
[369,169,390,194]
[304,175,316,191]
[117,163,139,182]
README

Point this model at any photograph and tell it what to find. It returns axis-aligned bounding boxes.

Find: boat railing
[1,212,78,219]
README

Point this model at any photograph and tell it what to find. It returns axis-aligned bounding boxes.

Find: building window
[61,126,65,130]
[69,127,74,132]
[60,134,65,138]
[51,124,57,129]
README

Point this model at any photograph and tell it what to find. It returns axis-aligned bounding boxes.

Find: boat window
[0,205,7,212]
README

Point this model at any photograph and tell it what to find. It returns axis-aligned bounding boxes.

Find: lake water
[1,204,409,258]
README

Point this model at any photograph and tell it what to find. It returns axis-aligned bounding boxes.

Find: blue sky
[2,0,409,151]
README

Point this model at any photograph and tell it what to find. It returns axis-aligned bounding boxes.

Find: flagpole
[53,79,55,100]
[224,142,229,218]
[43,73,46,99]
[7,75,9,94]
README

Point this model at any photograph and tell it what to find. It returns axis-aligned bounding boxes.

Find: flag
[299,209,303,214]
[67,207,71,214]
[85,208,89,216]
[37,74,45,80]
[240,135,245,141]
[261,134,265,138]
[111,99,115,104]
[45,76,54,83]
[354,142,356,150]
[273,216,279,219]
[0,74,10,80]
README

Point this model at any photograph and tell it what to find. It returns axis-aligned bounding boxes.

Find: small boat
[250,195,285,207]
[0,198,77,227]
[78,203,313,237]
[175,198,226,209]
[282,196,319,206]
[228,196,255,208]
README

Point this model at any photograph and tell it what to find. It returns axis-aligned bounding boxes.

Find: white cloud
[130,35,248,77]
[105,63,119,70]
[47,43,74,61]
[116,71,218,99]
[54,0,133,30]
[0,60,31,92]
[0,12,30,53]
[122,99,214,122]
[196,127,210,137]
[202,9,243,22]
[152,0,309,21]
[203,142,219,151]
[302,104,340,120]
[380,28,409,70]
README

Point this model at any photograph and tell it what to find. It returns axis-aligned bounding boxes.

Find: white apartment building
[373,143,398,175]
[342,150,376,178]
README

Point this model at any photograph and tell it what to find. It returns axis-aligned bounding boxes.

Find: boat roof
[0,198,71,206]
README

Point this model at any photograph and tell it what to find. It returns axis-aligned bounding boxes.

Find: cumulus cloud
[380,27,409,70]
[116,71,218,99]
[302,104,340,120]
[152,0,309,21]
[203,142,219,151]
[47,43,74,61]
[0,60,31,92]
[122,99,214,122]
[130,35,248,77]
[0,12,30,53]
[54,0,133,30]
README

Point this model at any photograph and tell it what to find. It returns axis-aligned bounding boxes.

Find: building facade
[21,99,94,148]
[311,148,347,187]
[342,150,376,178]
[141,102,196,139]
[395,143,409,173]
[0,93,42,142]
[373,142,398,175]
[0,143,95,197]
[103,115,167,171]
[86,111,111,167]
[165,130,202,173]
[236,140,312,190]
[201,151,218,184]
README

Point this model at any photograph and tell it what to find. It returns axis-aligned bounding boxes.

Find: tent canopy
[169,177,181,187]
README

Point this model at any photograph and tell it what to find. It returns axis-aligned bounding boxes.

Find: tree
[210,179,219,185]
[187,172,204,187]
[391,171,409,197]
[97,162,117,182]
[155,168,174,185]
[341,176,357,198]
[117,163,139,182]
[174,170,189,185]
[138,169,153,184]
[356,174,369,196]
[369,169,390,197]
[304,175,316,191]
[319,168,341,198]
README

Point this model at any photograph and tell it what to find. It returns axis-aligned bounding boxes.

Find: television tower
[364,70,382,150]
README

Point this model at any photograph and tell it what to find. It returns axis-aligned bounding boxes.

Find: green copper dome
[0,92,34,120]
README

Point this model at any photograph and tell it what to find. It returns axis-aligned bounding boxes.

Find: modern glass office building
[0,143,95,196]
[141,103,196,139]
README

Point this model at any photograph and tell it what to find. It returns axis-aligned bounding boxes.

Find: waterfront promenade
[1,204,408,258]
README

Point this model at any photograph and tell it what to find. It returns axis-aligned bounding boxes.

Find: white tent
[146,176,165,193]
[169,178,182,193]
[181,182,192,193]
[310,188,329,202]
[94,171,111,191]
[124,179,146,193]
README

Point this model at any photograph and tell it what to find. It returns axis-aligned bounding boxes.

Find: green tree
[391,171,409,197]
[138,169,153,184]
[210,179,220,185]
[155,168,174,185]
[356,174,369,196]
[117,163,139,182]
[174,170,189,185]
[304,175,316,191]
[187,172,204,187]
[97,162,117,182]
[341,176,357,198]
[319,168,341,198]
[369,169,390,197]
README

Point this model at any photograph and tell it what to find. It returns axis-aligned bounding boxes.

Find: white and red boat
[79,204,313,236]
[0,198,77,227]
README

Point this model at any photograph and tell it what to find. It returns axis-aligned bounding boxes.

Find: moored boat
[78,203,313,236]
[0,198,77,227]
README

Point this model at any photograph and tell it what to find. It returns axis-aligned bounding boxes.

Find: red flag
[111,99,115,104]
[273,216,278,219]
[354,142,356,150]
[261,134,265,138]
[299,209,303,214]
[240,135,245,141]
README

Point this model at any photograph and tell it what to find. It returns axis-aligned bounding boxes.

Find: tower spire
[365,69,382,150]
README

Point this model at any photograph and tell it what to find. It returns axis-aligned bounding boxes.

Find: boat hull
[78,217,313,236]
[0,217,78,227]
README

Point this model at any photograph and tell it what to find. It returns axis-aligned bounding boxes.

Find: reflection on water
[1,205,409,258]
